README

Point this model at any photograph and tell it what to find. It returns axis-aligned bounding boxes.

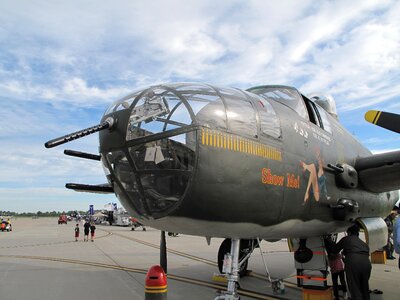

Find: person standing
[325,236,347,300]
[74,224,80,242]
[90,222,96,242]
[333,224,371,300]
[384,212,396,259]
[6,218,12,231]
[83,220,90,242]
[394,214,400,269]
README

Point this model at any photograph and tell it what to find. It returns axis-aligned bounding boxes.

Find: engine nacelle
[358,217,388,252]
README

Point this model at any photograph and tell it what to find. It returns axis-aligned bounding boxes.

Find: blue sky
[1,0,400,212]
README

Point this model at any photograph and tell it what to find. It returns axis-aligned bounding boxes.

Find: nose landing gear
[215,239,259,299]
[217,239,256,277]
[215,239,241,300]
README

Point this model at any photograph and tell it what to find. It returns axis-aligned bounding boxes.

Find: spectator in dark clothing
[74,224,80,242]
[384,212,396,259]
[90,223,96,242]
[83,220,90,242]
[333,224,371,300]
[394,215,400,269]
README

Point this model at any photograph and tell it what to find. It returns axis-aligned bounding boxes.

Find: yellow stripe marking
[200,129,282,161]
[374,111,382,124]
[365,110,380,124]
[145,289,168,293]
[145,285,167,290]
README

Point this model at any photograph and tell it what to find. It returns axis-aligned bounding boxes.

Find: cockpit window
[224,96,257,138]
[250,94,281,139]
[315,104,332,134]
[248,86,308,120]
[176,84,225,130]
[218,87,246,100]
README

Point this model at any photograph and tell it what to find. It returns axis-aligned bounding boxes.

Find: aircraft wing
[355,150,400,193]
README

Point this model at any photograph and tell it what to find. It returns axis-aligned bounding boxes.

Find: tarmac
[0,217,398,300]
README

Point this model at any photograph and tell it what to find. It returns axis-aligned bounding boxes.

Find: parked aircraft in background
[45,83,400,299]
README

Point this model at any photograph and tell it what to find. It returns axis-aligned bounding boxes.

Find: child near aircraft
[74,224,80,242]
[325,236,347,300]
[90,223,96,242]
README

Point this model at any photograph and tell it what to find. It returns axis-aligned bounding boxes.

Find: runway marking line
[0,231,112,249]
[110,230,299,290]
[0,254,281,300]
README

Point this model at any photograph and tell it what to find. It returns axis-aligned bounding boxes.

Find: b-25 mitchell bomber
[45,83,400,299]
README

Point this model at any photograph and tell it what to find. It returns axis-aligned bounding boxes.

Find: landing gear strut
[215,238,241,300]
[218,239,257,277]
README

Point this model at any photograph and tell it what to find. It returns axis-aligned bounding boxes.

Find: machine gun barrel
[64,149,101,161]
[44,118,114,149]
[327,163,344,173]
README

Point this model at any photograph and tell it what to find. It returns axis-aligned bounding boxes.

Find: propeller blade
[160,230,167,273]
[365,110,400,134]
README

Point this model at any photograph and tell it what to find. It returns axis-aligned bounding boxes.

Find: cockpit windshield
[248,86,308,120]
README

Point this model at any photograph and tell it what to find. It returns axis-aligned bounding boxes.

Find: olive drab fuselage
[99,83,398,239]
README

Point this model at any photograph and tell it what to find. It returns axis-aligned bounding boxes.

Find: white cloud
[2,0,398,109]
[61,77,131,103]
[0,77,131,107]
[297,2,399,104]
[0,142,105,185]
[0,187,115,212]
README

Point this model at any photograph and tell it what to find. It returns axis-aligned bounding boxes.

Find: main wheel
[217,239,250,277]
